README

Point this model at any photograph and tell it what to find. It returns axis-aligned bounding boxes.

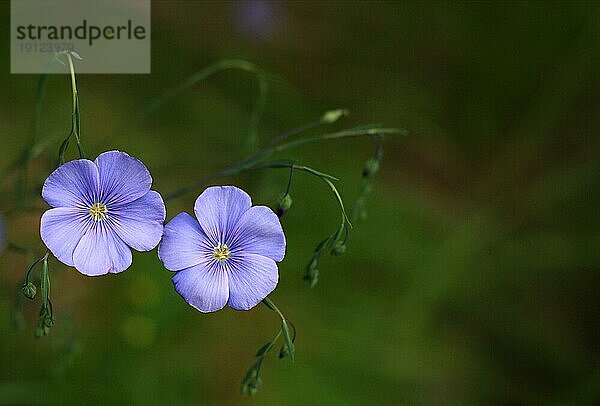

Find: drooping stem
[116,59,274,147]
[262,297,285,321]
[24,251,49,286]
[262,297,295,361]
[241,297,296,395]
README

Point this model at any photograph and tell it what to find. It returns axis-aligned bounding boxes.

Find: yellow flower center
[213,243,231,262]
[89,202,108,221]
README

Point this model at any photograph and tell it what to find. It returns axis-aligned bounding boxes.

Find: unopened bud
[248,377,262,395]
[43,316,55,328]
[279,344,290,359]
[362,158,380,178]
[304,266,319,288]
[330,241,346,256]
[276,194,293,217]
[320,109,348,124]
[241,364,262,396]
[22,282,37,300]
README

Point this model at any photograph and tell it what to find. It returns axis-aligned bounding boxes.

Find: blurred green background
[1,1,599,404]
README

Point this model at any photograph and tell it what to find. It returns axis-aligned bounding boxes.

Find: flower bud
[330,241,346,256]
[241,364,262,396]
[22,282,37,300]
[276,194,293,217]
[304,266,319,288]
[43,316,55,328]
[362,158,380,178]
[279,344,290,359]
[320,109,348,124]
[247,377,262,395]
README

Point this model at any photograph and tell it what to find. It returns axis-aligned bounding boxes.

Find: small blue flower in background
[40,151,166,276]
[159,186,286,312]
[233,0,281,40]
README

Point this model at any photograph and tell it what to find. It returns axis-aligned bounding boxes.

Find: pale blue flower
[158,186,285,312]
[40,151,166,276]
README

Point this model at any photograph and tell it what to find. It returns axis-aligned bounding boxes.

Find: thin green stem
[56,52,84,165]
[24,251,49,285]
[323,178,351,227]
[262,297,286,322]
[263,297,295,362]
[164,160,337,201]
[116,59,276,142]
[263,118,324,149]
[271,127,404,154]
[164,126,401,201]
[283,162,295,196]
[249,161,338,180]
[66,52,84,159]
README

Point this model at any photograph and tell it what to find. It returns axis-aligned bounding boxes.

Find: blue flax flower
[40,151,166,276]
[158,186,286,312]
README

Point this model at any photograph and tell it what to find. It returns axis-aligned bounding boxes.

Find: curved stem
[165,160,337,201]
[262,297,286,322]
[262,297,295,361]
[24,251,49,284]
[117,59,275,143]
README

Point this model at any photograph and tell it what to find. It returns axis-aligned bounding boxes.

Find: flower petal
[42,159,99,208]
[108,191,166,252]
[40,207,91,266]
[95,151,152,206]
[158,212,213,271]
[73,223,132,276]
[194,186,252,244]
[229,206,286,262]
[172,262,229,312]
[227,253,279,311]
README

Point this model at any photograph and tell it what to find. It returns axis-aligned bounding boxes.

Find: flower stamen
[89,202,108,221]
[213,243,231,262]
